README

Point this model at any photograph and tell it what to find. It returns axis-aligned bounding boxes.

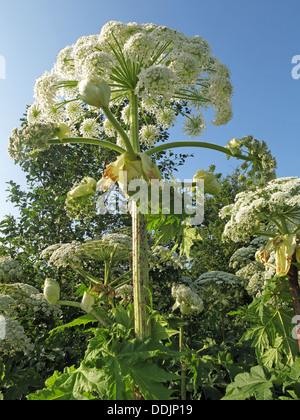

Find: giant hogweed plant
[8,22,276,399]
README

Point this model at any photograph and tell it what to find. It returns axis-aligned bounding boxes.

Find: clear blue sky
[0,0,299,219]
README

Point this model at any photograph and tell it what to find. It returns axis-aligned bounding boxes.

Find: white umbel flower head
[183,113,206,137]
[79,118,101,138]
[172,284,204,315]
[34,71,60,111]
[139,125,160,147]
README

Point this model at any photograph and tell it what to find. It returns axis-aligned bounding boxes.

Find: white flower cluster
[82,233,132,262]
[40,242,83,269]
[229,237,269,270]
[0,256,22,282]
[23,20,233,149]
[149,245,184,271]
[8,123,59,162]
[229,237,277,297]
[172,283,204,315]
[115,284,133,303]
[0,283,61,355]
[41,234,132,268]
[0,316,32,355]
[220,177,300,242]
[195,271,246,287]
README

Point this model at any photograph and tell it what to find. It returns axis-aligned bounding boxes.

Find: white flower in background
[103,118,117,138]
[55,45,76,79]
[79,118,101,138]
[195,271,246,286]
[149,245,184,270]
[27,103,44,124]
[115,284,133,303]
[139,125,160,147]
[0,316,32,355]
[40,242,83,269]
[183,113,206,137]
[220,177,300,243]
[156,108,177,128]
[172,284,204,315]
[66,101,86,122]
[0,256,23,282]
[34,71,60,111]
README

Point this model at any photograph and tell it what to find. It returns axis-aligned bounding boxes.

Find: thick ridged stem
[132,201,151,340]
[288,253,300,352]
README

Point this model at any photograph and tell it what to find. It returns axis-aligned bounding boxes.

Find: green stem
[104,260,111,286]
[57,300,81,308]
[74,267,100,285]
[179,323,187,401]
[132,201,151,340]
[145,141,253,163]
[292,224,300,234]
[48,137,126,154]
[57,300,109,328]
[130,91,140,152]
[102,106,137,160]
[279,215,290,235]
[109,269,132,287]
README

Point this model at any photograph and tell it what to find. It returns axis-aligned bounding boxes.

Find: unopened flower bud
[67,177,97,199]
[193,169,221,195]
[44,279,60,305]
[225,138,244,157]
[56,123,70,141]
[80,292,95,314]
[78,77,111,109]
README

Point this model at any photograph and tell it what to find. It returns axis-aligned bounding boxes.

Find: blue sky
[0,0,299,219]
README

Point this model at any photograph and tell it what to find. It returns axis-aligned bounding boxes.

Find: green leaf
[223,366,274,400]
[27,366,105,400]
[49,315,97,335]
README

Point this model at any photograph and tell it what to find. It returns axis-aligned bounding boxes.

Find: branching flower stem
[48,137,126,154]
[145,141,253,163]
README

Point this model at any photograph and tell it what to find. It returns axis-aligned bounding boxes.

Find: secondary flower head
[172,284,204,315]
